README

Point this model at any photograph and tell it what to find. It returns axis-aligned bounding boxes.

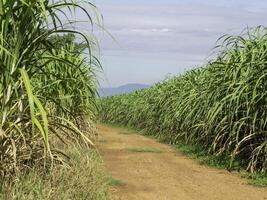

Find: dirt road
[97,124,267,200]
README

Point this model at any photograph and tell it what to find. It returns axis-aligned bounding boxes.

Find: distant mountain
[98,83,150,97]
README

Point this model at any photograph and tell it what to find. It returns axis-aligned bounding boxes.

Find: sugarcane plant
[99,27,267,173]
[0,0,101,181]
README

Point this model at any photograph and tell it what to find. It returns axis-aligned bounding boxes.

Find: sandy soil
[97,124,267,200]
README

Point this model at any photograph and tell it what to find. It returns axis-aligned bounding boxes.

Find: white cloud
[96,2,267,55]
[90,0,267,86]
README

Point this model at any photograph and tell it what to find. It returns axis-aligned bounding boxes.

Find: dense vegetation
[0,0,103,191]
[100,27,267,173]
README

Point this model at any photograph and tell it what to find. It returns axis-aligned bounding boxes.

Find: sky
[86,0,267,87]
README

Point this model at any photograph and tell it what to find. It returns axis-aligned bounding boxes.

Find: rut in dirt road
[97,125,267,200]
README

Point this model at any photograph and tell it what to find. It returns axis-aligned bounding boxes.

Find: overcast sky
[90,0,267,87]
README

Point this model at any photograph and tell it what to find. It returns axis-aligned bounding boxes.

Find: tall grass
[0,147,110,200]
[99,27,267,173]
[0,0,101,182]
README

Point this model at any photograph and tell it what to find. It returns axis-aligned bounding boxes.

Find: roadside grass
[127,147,163,153]
[172,143,241,170]
[101,123,267,187]
[0,147,111,200]
[108,176,126,187]
[241,172,267,188]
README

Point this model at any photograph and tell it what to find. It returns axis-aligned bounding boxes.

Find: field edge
[100,122,267,188]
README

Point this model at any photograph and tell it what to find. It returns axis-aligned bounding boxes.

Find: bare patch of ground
[97,124,267,200]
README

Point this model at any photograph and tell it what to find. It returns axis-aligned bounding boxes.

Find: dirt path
[97,124,267,200]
